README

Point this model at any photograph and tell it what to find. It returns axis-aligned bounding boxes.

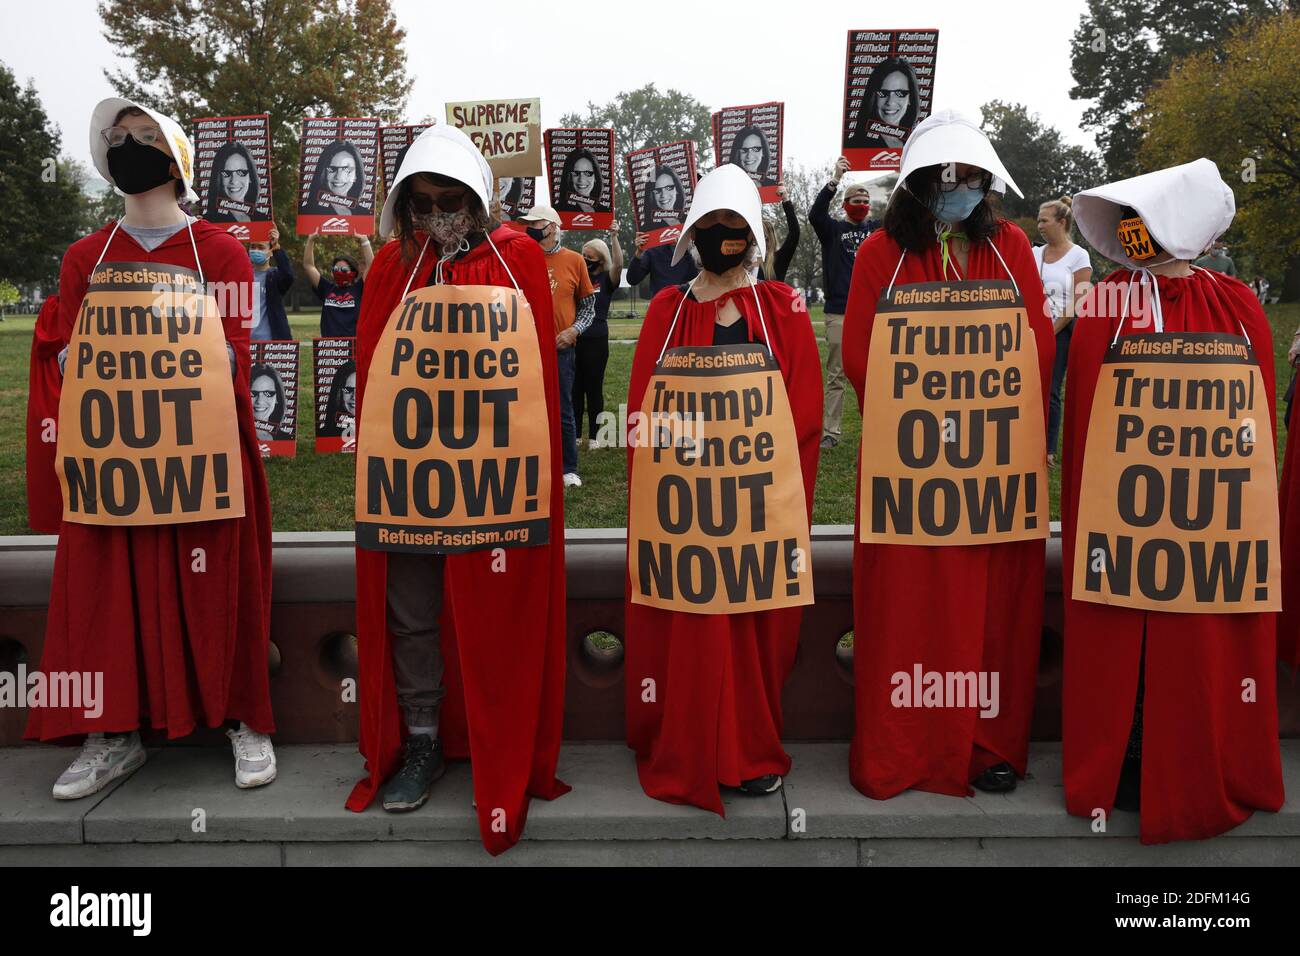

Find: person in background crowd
[24,97,276,796]
[628,227,699,298]
[575,223,623,449]
[346,125,568,856]
[1067,159,1284,841]
[304,230,374,336]
[811,156,877,448]
[843,110,1053,801]
[625,163,821,809]
[519,203,595,488]
[249,224,295,341]
[759,181,800,282]
[1194,240,1237,276]
[1253,274,1270,303]
[1034,196,1092,466]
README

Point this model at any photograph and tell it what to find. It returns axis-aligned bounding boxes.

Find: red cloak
[345,227,570,856]
[1277,389,1300,666]
[624,280,822,813]
[24,219,274,740]
[1061,268,1284,843]
[843,222,1055,798]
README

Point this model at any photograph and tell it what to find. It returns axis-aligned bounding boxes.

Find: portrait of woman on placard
[206,141,260,222]
[497,176,524,219]
[250,363,287,440]
[727,125,777,188]
[642,163,686,227]
[556,148,606,213]
[303,140,369,216]
[318,359,357,437]
[848,58,921,149]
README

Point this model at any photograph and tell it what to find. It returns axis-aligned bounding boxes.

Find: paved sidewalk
[1,742,1297,866]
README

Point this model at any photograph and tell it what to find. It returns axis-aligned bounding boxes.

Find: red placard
[380,123,435,195]
[193,114,274,242]
[712,102,783,204]
[297,117,380,235]
[497,176,537,230]
[313,337,357,453]
[841,28,939,172]
[544,127,615,229]
[249,340,300,457]
[626,140,697,249]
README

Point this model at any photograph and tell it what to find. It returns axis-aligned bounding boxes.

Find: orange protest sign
[1117,216,1157,262]
[858,280,1048,545]
[355,284,552,553]
[1072,332,1280,613]
[628,344,813,614]
[56,261,245,525]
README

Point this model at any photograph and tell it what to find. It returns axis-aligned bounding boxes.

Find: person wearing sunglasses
[205,141,260,223]
[555,148,606,214]
[301,139,371,216]
[847,58,922,150]
[303,230,374,336]
[842,110,1053,803]
[727,126,777,188]
[344,125,569,855]
[23,97,277,797]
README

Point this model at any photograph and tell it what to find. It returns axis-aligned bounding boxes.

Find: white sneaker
[227,723,277,789]
[587,437,611,450]
[52,732,146,800]
[563,472,583,488]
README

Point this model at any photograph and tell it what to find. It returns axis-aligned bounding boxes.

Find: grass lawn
[2,302,1297,535]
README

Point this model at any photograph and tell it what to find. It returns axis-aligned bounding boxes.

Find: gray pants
[823,311,846,439]
[386,552,447,732]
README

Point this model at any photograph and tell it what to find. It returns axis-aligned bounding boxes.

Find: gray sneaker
[52,732,146,800]
[227,723,277,789]
[382,734,445,812]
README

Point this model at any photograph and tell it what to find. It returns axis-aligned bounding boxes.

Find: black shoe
[736,774,783,796]
[381,734,445,812]
[1113,755,1141,813]
[819,435,839,449]
[972,761,1017,793]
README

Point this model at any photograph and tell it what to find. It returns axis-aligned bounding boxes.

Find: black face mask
[586,260,602,279]
[693,222,750,274]
[106,137,177,195]
[526,226,547,243]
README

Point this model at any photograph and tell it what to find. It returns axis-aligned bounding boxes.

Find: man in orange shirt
[520,204,595,487]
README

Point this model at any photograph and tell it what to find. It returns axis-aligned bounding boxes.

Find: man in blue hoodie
[809,157,876,448]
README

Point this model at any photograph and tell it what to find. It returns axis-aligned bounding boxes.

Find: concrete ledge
[3,740,1298,865]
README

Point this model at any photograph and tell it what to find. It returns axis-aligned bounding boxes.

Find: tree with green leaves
[0,60,92,294]
[98,0,412,301]
[979,100,1099,221]
[1141,11,1300,298]
[559,84,714,257]
[1067,0,1287,179]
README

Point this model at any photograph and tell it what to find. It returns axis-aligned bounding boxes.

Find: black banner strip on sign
[879,281,1019,312]
[1106,333,1255,366]
[356,519,550,553]
[657,344,778,377]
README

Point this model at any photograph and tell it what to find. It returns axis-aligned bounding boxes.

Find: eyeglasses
[572,169,596,180]
[252,389,277,400]
[938,171,993,193]
[342,386,356,396]
[738,146,763,157]
[409,191,466,214]
[875,89,910,101]
[326,165,355,176]
[220,169,250,180]
[653,185,678,197]
[100,125,165,148]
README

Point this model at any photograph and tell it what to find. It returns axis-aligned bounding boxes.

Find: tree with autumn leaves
[1141,11,1300,297]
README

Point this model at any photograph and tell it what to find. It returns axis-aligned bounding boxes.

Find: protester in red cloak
[1062,163,1284,843]
[624,165,822,812]
[345,126,568,856]
[842,111,1054,799]
[24,99,274,798]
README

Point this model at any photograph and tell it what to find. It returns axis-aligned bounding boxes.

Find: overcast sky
[3,0,1095,188]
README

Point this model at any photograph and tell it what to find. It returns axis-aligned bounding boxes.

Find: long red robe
[843,222,1054,798]
[1061,267,1284,843]
[624,280,822,813]
[24,219,274,740]
[1277,387,1300,666]
[345,227,570,855]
